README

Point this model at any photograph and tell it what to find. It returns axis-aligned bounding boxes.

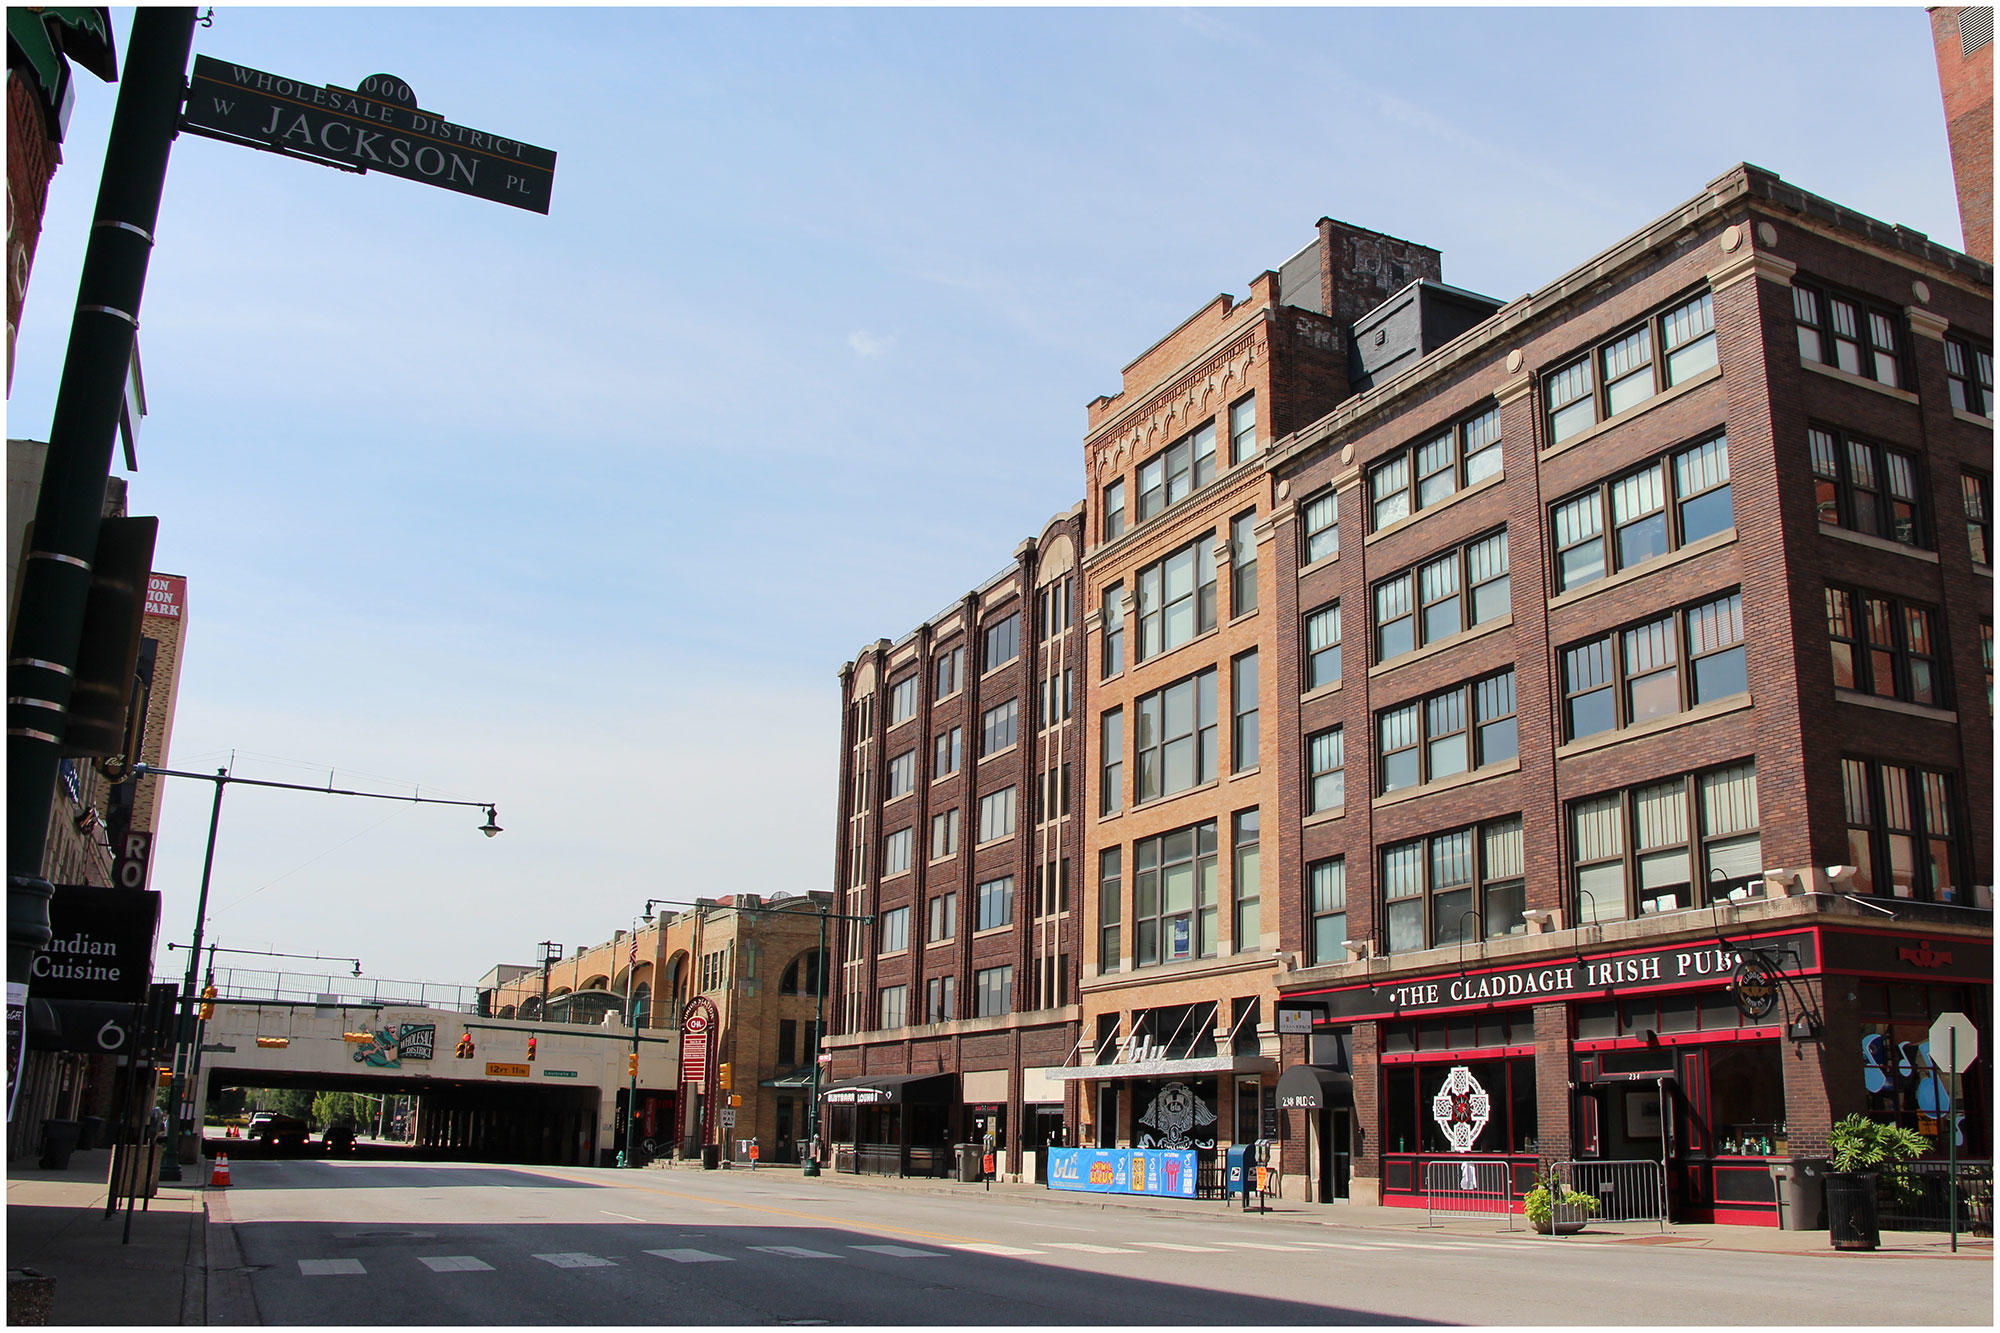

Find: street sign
[183,57,557,213]
[718,1108,737,1127]
[485,1062,530,1078]
[1929,1012,1979,1072]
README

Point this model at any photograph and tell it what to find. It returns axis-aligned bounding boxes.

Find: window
[934,645,963,697]
[779,1018,797,1066]
[1103,478,1127,542]
[1135,667,1218,802]
[1827,587,1945,707]
[933,727,962,780]
[889,675,918,725]
[1229,394,1257,464]
[1231,510,1259,615]
[1137,421,1217,521]
[1843,759,1961,903]
[925,975,955,1023]
[886,750,915,801]
[1099,847,1123,973]
[976,875,1014,930]
[1231,651,1258,773]
[1036,668,1073,729]
[1377,669,1516,792]
[1101,582,1125,677]
[927,891,957,942]
[974,965,1013,1018]
[879,906,909,954]
[1381,817,1526,953]
[1100,709,1123,815]
[1302,490,1340,564]
[1372,529,1509,664]
[984,612,1020,669]
[1809,426,1926,548]
[1985,621,1995,711]
[1135,538,1217,662]
[977,787,1016,843]
[1560,592,1745,740]
[1571,762,1761,922]
[1368,405,1504,529]
[1945,337,1993,417]
[1307,726,1344,814]
[882,827,913,877]
[1033,764,1070,824]
[1232,809,1260,953]
[878,985,908,1030]
[930,808,959,860]
[1305,602,1342,690]
[981,699,1018,756]
[1308,858,1347,965]
[1544,292,1717,447]
[1038,577,1072,641]
[1793,280,1905,387]
[1133,820,1218,966]
[1964,472,1991,565]
[1552,433,1735,592]
[1035,858,1070,915]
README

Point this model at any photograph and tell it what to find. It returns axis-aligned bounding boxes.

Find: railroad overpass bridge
[196,1000,682,1166]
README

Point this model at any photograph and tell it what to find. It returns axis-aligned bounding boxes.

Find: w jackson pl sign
[184,57,557,213]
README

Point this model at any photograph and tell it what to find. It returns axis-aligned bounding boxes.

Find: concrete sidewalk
[705,1160,1994,1260]
[7,1148,211,1325]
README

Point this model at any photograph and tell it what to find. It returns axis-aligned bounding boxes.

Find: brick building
[1259,163,1991,1223]
[485,891,830,1165]
[1929,6,1994,262]
[823,511,1086,1178]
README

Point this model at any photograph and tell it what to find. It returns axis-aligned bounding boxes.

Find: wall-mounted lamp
[1342,940,1374,962]
[1788,1016,1821,1042]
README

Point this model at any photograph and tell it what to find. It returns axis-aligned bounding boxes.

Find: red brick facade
[1930,6,1994,262]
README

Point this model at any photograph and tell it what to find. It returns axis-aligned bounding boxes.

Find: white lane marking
[646,1249,733,1264]
[851,1245,942,1258]
[600,1211,647,1222]
[534,1252,617,1268]
[1132,1242,1225,1252]
[749,1245,839,1259]
[298,1259,366,1276]
[1044,1242,1138,1254]
[947,1242,1042,1256]
[1213,1241,1312,1251]
[418,1256,494,1273]
[1295,1242,1382,1251]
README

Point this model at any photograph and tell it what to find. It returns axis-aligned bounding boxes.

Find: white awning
[1045,1055,1277,1082]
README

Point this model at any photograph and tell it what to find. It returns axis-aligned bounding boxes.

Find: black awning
[819,1072,954,1105]
[1275,1064,1352,1110]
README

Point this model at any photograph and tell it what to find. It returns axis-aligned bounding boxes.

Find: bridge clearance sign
[183,56,557,213]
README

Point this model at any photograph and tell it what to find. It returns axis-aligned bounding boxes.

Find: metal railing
[1543,1159,1669,1236]
[1425,1158,1515,1229]
[1880,1160,1994,1235]
[212,967,481,1013]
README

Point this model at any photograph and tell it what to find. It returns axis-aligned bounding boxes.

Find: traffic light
[627,1053,639,1079]
[718,1062,731,1091]
[456,1032,475,1059]
[527,1036,537,1062]
[198,985,216,1021]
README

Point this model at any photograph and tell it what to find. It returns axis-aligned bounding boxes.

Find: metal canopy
[1275,1064,1353,1110]
[819,1071,953,1104]
[1045,1055,1277,1082]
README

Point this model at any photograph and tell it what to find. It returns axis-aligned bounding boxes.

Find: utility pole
[8,5,197,1076]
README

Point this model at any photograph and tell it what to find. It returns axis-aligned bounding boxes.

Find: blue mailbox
[1226,1144,1250,1198]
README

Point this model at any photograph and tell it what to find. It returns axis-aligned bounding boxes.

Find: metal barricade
[1542,1159,1668,1237]
[1424,1158,1515,1229]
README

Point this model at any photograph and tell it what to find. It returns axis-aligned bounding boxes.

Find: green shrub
[1827,1114,1927,1174]
[1524,1170,1600,1226]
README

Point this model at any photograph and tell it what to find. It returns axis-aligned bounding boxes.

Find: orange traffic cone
[210,1154,232,1188]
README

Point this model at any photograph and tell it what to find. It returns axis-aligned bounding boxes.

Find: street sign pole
[1926,1010,1978,1254]
[1948,1026,1957,1254]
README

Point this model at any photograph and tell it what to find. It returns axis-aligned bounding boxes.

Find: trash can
[1769,1158,1828,1231]
[38,1120,80,1170]
[74,1116,105,1151]
[1825,1171,1880,1251]
[957,1144,983,1183]
[700,1144,720,1170]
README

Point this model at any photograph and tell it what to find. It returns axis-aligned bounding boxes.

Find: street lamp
[645,896,871,1178]
[168,942,364,979]
[614,899,675,1168]
[133,762,499,1181]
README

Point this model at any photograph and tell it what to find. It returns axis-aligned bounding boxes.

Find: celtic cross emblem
[1429,1065,1491,1153]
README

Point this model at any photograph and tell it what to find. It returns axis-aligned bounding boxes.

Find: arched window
[631,983,651,1026]
[663,954,687,1025]
[780,949,826,997]
[518,996,542,1019]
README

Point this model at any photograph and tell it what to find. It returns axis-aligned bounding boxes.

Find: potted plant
[1824,1114,1927,1251]
[1524,1170,1600,1234]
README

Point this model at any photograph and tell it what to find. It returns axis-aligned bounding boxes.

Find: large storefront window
[1704,1042,1786,1156]
[1383,1057,1537,1156]
[1859,982,1990,1156]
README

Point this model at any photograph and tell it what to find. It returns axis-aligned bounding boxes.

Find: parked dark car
[247,1113,311,1152]
[322,1121,357,1154]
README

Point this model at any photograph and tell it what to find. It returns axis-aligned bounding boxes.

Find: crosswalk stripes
[749,1245,839,1259]
[1131,1242,1225,1252]
[850,1245,942,1258]
[1043,1242,1139,1254]
[417,1256,494,1273]
[534,1253,618,1268]
[1212,1241,1312,1251]
[297,1259,366,1276]
[646,1249,734,1263]
[946,1242,1042,1256]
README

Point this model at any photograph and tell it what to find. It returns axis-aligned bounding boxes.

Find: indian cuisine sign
[184,57,558,214]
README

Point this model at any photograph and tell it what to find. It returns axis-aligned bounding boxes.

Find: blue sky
[8,5,1965,992]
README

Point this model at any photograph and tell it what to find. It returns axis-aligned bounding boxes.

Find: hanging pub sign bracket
[181,55,557,213]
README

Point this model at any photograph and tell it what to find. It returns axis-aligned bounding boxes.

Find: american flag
[628,932,638,968]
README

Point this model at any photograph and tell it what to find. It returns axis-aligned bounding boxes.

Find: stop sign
[1928,1012,1979,1072]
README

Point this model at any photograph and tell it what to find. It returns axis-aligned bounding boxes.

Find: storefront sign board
[1046,1147,1198,1197]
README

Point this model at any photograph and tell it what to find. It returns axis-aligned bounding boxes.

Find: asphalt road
[208,1159,1994,1326]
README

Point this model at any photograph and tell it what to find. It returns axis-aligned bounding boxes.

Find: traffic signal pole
[7,6,197,1087]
